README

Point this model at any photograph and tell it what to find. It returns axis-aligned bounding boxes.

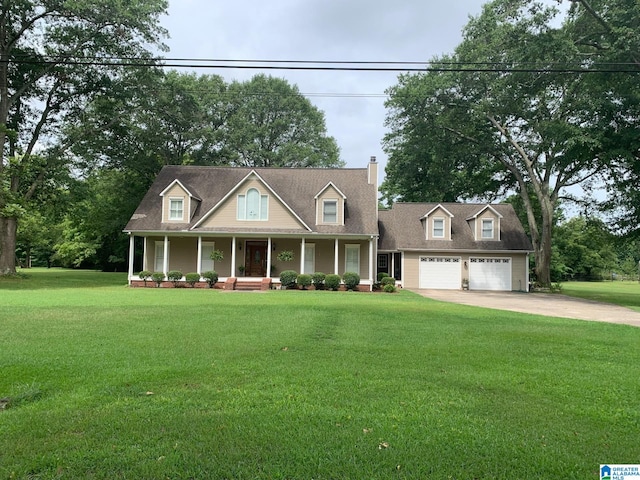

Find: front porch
[127,233,376,290]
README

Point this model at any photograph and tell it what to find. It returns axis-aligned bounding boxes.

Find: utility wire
[5,55,640,74]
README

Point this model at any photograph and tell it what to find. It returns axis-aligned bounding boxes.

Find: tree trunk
[0,216,17,275]
[533,198,554,287]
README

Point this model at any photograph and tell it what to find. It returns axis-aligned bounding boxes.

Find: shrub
[381,276,396,287]
[377,272,390,282]
[279,270,298,289]
[151,272,165,287]
[185,272,200,287]
[297,273,312,290]
[383,283,397,293]
[325,274,341,291]
[312,272,326,290]
[342,272,360,291]
[202,271,219,288]
[167,270,183,287]
[138,270,152,286]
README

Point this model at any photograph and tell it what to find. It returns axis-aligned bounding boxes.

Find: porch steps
[230,278,273,291]
[234,281,263,291]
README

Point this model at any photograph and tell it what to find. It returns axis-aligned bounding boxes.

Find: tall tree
[383,0,630,286]
[0,0,168,275]
[224,74,342,168]
[563,0,640,236]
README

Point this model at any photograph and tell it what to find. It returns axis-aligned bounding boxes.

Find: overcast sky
[159,1,490,181]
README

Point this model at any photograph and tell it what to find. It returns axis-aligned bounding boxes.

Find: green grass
[1,269,639,479]
[561,280,640,312]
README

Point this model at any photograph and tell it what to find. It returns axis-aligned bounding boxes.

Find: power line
[5,55,640,74]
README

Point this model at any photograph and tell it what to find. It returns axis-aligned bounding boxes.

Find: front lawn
[1,270,639,479]
[561,280,640,312]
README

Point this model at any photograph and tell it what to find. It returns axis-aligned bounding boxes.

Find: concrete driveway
[413,289,640,327]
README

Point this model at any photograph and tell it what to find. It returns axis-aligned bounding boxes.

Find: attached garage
[469,257,512,291]
[419,256,461,289]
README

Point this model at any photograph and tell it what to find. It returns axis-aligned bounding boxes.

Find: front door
[245,241,268,277]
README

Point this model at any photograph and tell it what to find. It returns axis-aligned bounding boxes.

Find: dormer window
[433,218,445,238]
[237,188,268,221]
[323,200,338,223]
[169,198,184,221]
[482,219,494,239]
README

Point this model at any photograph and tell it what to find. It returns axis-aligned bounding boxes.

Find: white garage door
[469,257,511,291]
[419,256,461,289]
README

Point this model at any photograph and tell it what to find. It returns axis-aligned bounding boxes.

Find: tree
[0,0,168,275]
[553,216,617,281]
[61,71,342,269]
[383,0,624,286]
[224,74,342,168]
[562,0,640,236]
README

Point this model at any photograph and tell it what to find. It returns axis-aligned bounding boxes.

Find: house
[125,161,380,289]
[377,202,533,291]
[125,159,533,291]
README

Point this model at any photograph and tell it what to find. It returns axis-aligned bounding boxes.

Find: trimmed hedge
[185,272,200,287]
[280,270,298,289]
[297,273,312,290]
[312,272,326,290]
[381,276,396,287]
[167,270,183,287]
[202,271,219,288]
[342,272,360,291]
[325,274,341,291]
[151,272,164,287]
[138,270,152,286]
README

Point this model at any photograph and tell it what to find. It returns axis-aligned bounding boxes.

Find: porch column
[300,237,306,274]
[267,237,272,278]
[128,234,135,283]
[369,237,374,291]
[142,237,147,272]
[163,236,169,277]
[197,236,203,274]
[231,236,237,277]
[334,238,339,275]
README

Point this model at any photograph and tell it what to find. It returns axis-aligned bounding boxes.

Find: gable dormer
[467,205,503,241]
[315,182,346,226]
[160,179,200,223]
[192,170,311,231]
[422,204,454,240]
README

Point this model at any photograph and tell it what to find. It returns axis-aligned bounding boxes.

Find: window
[432,218,444,238]
[345,244,360,274]
[169,198,184,220]
[482,219,494,239]
[304,244,315,274]
[200,242,215,273]
[323,200,338,223]
[237,188,268,221]
[154,241,169,272]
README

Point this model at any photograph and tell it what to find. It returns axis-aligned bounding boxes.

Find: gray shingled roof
[124,165,379,236]
[378,202,533,252]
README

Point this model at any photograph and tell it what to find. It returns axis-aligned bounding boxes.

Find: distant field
[1,269,639,479]
[561,280,640,312]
